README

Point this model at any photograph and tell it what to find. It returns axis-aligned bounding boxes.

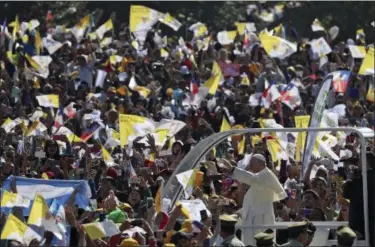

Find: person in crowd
[334,225,356,247]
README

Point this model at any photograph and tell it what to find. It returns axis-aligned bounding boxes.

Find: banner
[302,74,333,177]
[294,115,310,162]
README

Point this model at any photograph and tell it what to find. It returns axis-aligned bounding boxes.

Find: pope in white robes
[227,154,287,246]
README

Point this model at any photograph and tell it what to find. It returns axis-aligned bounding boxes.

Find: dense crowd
[0,2,374,247]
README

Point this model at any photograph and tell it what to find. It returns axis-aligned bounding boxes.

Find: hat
[336,225,356,247]
[287,221,309,235]
[219,214,238,227]
[107,208,128,223]
[254,229,274,246]
[166,88,174,96]
[120,238,140,247]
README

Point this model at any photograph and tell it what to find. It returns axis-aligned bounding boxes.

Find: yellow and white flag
[259,34,297,60]
[28,19,40,31]
[176,169,198,199]
[130,5,163,42]
[36,94,59,108]
[348,45,366,58]
[25,120,47,137]
[1,190,31,208]
[356,28,365,42]
[155,180,165,213]
[82,221,120,240]
[100,37,112,48]
[128,76,151,98]
[101,145,114,166]
[309,37,332,56]
[1,214,42,244]
[11,15,20,41]
[35,31,42,55]
[42,37,63,55]
[295,115,310,162]
[29,55,52,79]
[311,18,325,32]
[159,13,181,31]
[70,14,91,43]
[235,22,256,35]
[189,22,208,38]
[28,194,49,226]
[95,18,113,40]
[358,47,374,75]
[217,30,237,45]
[119,114,156,147]
[160,48,169,58]
[220,117,231,132]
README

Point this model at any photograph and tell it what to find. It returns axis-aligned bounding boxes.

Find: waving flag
[189,22,208,38]
[1,214,42,244]
[81,122,102,142]
[28,194,49,226]
[130,5,163,43]
[101,145,114,166]
[220,116,231,132]
[1,190,31,209]
[358,47,374,75]
[52,106,64,133]
[280,84,302,109]
[259,34,297,59]
[311,18,325,32]
[2,176,91,215]
[217,30,237,45]
[332,71,350,93]
[63,102,76,118]
[159,13,181,31]
[42,37,63,55]
[11,15,20,41]
[36,94,59,108]
[190,79,199,95]
[71,14,92,43]
[261,82,281,109]
[82,221,120,240]
[95,18,113,40]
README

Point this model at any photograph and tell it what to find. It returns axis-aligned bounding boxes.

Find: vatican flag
[259,34,297,60]
[1,214,42,244]
[36,94,59,108]
[159,13,181,31]
[189,22,208,38]
[358,47,374,75]
[217,30,237,45]
[311,18,325,32]
[130,5,163,42]
[96,18,113,40]
[119,114,156,147]
[101,145,114,166]
[82,221,120,240]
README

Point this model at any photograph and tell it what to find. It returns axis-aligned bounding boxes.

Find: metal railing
[163,127,371,246]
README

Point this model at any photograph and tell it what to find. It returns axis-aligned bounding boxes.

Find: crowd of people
[0,2,374,247]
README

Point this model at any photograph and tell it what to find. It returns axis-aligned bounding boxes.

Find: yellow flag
[155,180,164,213]
[235,22,246,35]
[25,54,41,71]
[0,214,28,243]
[76,14,91,29]
[28,194,49,226]
[238,136,245,154]
[251,135,262,147]
[12,15,20,40]
[267,139,282,162]
[295,115,310,162]
[175,201,190,219]
[25,120,39,137]
[220,117,231,132]
[101,145,114,166]
[35,31,41,55]
[41,173,49,180]
[358,47,374,75]
[273,24,283,36]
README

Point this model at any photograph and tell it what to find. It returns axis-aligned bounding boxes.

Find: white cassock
[233,167,287,246]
